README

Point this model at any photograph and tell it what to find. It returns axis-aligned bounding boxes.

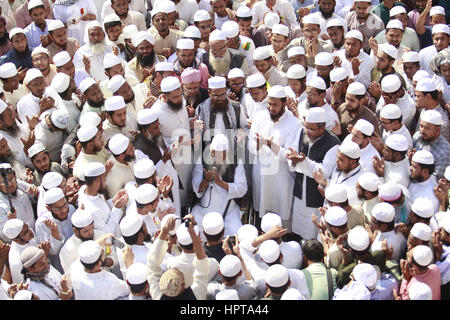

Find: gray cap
[20,246,45,268]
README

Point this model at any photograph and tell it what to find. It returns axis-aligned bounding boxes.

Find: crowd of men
[0,0,448,301]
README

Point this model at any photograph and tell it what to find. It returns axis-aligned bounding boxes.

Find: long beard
[6,122,19,137]
[150,133,166,150]
[167,99,183,111]
[90,42,107,55]
[208,162,229,177]
[88,98,105,109]
[209,50,231,76]
[211,99,229,112]
[25,267,50,282]
[320,7,333,19]
[124,92,135,104]
[137,52,155,68]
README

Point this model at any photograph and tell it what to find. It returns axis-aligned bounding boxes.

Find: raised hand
[330,120,342,136]
[381,238,393,260]
[43,219,61,240]
[286,148,306,165]
[82,55,91,74]
[38,241,51,256]
[372,156,385,177]
[113,189,129,209]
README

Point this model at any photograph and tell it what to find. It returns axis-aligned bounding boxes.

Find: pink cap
[181,67,201,84]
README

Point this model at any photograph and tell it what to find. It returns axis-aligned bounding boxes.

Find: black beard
[320,7,334,19]
[137,52,155,68]
[24,267,50,282]
[0,153,16,164]
[211,99,228,112]
[116,10,128,18]
[123,154,135,162]
[79,234,94,241]
[124,92,135,104]
[15,48,30,57]
[167,100,183,111]
[0,34,8,45]
[143,232,152,243]
[88,98,105,109]
[270,108,285,121]
[6,122,19,137]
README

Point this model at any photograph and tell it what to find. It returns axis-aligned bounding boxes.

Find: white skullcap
[3,219,24,240]
[287,64,306,79]
[51,109,69,129]
[372,202,395,223]
[137,108,158,126]
[79,240,102,264]
[176,38,194,50]
[315,52,334,66]
[446,166,450,181]
[48,19,65,32]
[264,12,280,28]
[238,224,258,246]
[0,62,17,78]
[358,172,379,192]
[236,5,252,18]
[228,68,245,79]
[421,109,444,126]
[268,85,286,98]
[150,5,168,18]
[79,112,101,128]
[71,209,93,228]
[306,77,326,90]
[132,31,155,47]
[281,288,305,300]
[348,226,370,251]
[413,70,430,82]
[354,119,374,136]
[302,14,320,25]
[105,95,126,111]
[261,212,282,233]
[133,158,156,179]
[412,149,435,165]
[219,255,241,277]
[24,68,43,84]
[216,289,239,300]
[287,46,305,57]
[306,107,326,123]
[107,75,127,93]
[353,263,377,289]
[42,172,63,189]
[155,62,174,72]
[183,26,201,39]
[381,74,401,93]
[385,134,408,152]
[409,282,432,300]
[108,133,129,155]
[28,0,43,10]
[416,78,437,92]
[441,215,450,233]
[77,124,98,142]
[380,104,402,119]
[326,18,346,29]
[266,264,289,287]
[402,51,420,63]
[202,211,224,235]
[209,29,226,42]
[221,21,240,38]
[176,223,200,246]
[412,245,433,266]
[28,142,46,159]
[324,206,348,226]
[194,10,211,22]
[31,46,49,57]
[78,77,96,94]
[135,184,158,205]
[347,81,366,95]
[160,214,181,236]
[126,263,148,285]
[103,13,121,24]
[389,6,406,17]
[123,25,139,39]
[9,28,25,40]
[208,76,226,89]
[259,240,281,264]
[84,162,106,178]
[330,67,348,82]
[161,76,181,92]
[430,6,445,16]
[411,197,434,218]
[410,222,432,241]
[51,72,70,93]
[158,1,176,13]
[378,182,402,202]
[378,43,398,59]
[253,46,271,60]
[271,24,289,37]
[325,186,348,203]
[103,53,122,69]
[120,214,143,237]
[210,133,229,152]
[339,140,360,159]
[334,281,371,300]
[386,19,404,31]
[246,73,266,88]
[345,30,363,42]
[44,187,65,205]
[14,290,33,300]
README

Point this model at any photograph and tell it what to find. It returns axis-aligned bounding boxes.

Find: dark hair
[204,228,224,242]
[138,123,150,132]
[411,257,429,271]
[418,163,435,176]
[267,280,290,295]
[135,176,150,185]
[222,272,240,283]
[384,192,404,206]
[104,21,122,31]
[28,5,45,14]
[412,211,432,223]
[390,115,403,123]
[355,94,365,100]
[31,150,50,162]
[266,256,282,266]
[236,16,252,22]
[377,219,395,229]
[423,90,439,101]
[106,110,116,118]
[80,138,93,149]
[123,225,144,245]
[84,175,98,186]
[129,282,147,294]
[81,255,102,270]
[301,240,324,262]
[179,243,194,251]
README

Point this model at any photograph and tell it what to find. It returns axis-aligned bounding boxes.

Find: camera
[184,217,191,228]
[228,235,236,247]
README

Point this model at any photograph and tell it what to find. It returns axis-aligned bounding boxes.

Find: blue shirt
[0,49,33,70]
[24,19,51,51]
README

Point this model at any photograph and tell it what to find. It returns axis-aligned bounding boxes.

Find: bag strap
[222,199,232,221]
[326,267,333,300]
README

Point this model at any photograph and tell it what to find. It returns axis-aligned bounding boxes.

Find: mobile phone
[112,237,126,249]
[228,235,236,248]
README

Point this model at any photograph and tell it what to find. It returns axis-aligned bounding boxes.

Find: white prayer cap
[79,112,101,127]
[268,85,287,98]
[266,264,289,287]
[77,124,98,142]
[347,81,366,95]
[194,10,211,22]
[161,76,181,92]
[338,140,360,159]
[306,77,326,90]
[150,5,168,18]
[132,31,155,48]
[176,38,194,50]
[159,0,176,13]
[14,290,33,300]
[446,166,450,181]
[345,30,363,42]
[253,46,271,60]
[330,67,348,82]
[326,18,346,29]
[259,240,281,264]
[380,104,402,119]
[210,133,229,152]
[385,134,408,152]
[208,76,226,89]
[9,27,25,40]
[409,282,432,300]
[84,162,106,178]
[103,13,121,24]
[44,187,65,205]
[314,52,333,66]
[378,43,398,59]
[108,133,129,155]
[302,14,320,25]
[31,46,49,58]
[71,209,93,228]
[432,23,450,35]
[353,263,377,290]
[126,263,148,285]
[135,184,158,205]
[334,282,371,300]
[137,108,158,126]
[176,223,200,246]
[28,142,46,159]
[24,68,43,84]
[381,74,401,93]
[412,70,429,82]
[261,212,282,233]
[402,51,420,63]
[325,187,348,203]
[306,107,326,123]
[412,149,435,165]
[354,119,374,136]
[442,215,450,233]
[412,245,433,267]
[103,53,122,69]
[236,5,252,18]
[411,197,434,218]
[123,25,139,39]
[287,64,306,79]
[183,26,201,39]
[219,255,241,277]
[358,172,379,192]
[216,289,239,300]
[421,109,444,126]
[348,226,370,251]
[378,182,402,202]
[51,72,70,93]
[209,29,226,42]
[386,19,404,31]
[372,202,395,223]
[3,219,24,240]
[0,163,11,170]
[107,75,126,93]
[271,24,289,37]
[228,68,245,79]
[120,214,143,237]
[50,109,69,129]
[48,20,65,32]
[416,78,437,92]
[263,12,280,29]
[133,158,156,179]
[160,214,181,236]
[86,21,103,32]
[155,62,174,73]
[410,222,432,241]
[221,21,240,38]
[287,46,305,57]
[202,211,224,236]
[281,288,305,300]
[28,0,43,10]
[79,77,97,94]
[79,240,102,264]
[430,6,445,16]
[389,5,406,17]
[0,62,17,78]
[238,224,258,244]
[324,206,348,226]
[246,73,266,88]
[105,95,126,111]
[42,171,63,189]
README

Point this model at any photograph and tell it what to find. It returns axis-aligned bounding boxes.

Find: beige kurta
[105,155,136,198]
[148,26,184,57]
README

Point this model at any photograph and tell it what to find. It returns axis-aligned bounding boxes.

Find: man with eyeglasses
[30,47,57,87]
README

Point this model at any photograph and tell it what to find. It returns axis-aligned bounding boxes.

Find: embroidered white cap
[271,24,289,37]
[259,239,281,264]
[42,171,63,189]
[358,172,379,192]
[51,109,69,129]
[411,197,434,218]
[108,133,129,155]
[381,74,401,93]
[228,68,245,79]
[176,38,195,50]
[348,226,370,251]
[287,46,305,57]
[389,6,406,17]
[135,184,158,205]
[378,182,402,202]
[28,0,44,11]
[126,263,148,285]
[132,31,155,47]
[0,62,17,78]
[210,133,229,151]
[372,202,395,223]
[221,21,240,38]
[354,119,374,136]
[410,222,432,241]
[48,20,66,32]
[120,214,143,237]
[345,30,363,42]
[44,187,65,205]
[193,10,211,22]
[107,75,127,94]
[330,67,348,82]
[338,140,360,159]
[78,77,97,94]
[24,68,43,84]
[208,76,226,89]
[268,85,287,98]
[430,6,445,17]
[347,81,366,95]
[219,254,241,277]
[265,264,289,287]
[133,158,156,179]
[306,107,326,123]
[209,29,226,41]
[31,46,49,57]
[84,162,106,178]
[416,78,437,92]
[325,187,348,203]
[386,19,404,31]
[236,5,252,18]
[324,206,348,226]
[137,108,158,125]
[385,133,408,152]
[261,212,282,233]
[103,53,122,69]
[378,42,398,59]
[9,28,26,41]
[314,52,333,66]
[302,14,320,25]
[380,104,402,120]
[412,149,435,165]
[306,77,326,90]
[183,26,201,39]
[202,211,224,236]
[263,12,280,29]
[71,209,93,228]
[287,64,306,79]
[78,240,102,264]
[161,76,181,92]
[402,51,420,63]
[105,95,126,111]
[246,73,266,88]
[420,109,444,126]
[432,24,450,35]
[3,219,24,240]
[253,46,272,60]
[28,143,46,159]
[155,62,174,72]
[51,72,71,93]
[77,124,98,142]
[412,245,433,266]
[408,282,432,300]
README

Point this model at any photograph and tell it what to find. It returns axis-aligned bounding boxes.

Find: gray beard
[209,50,231,76]
[90,42,107,55]
[150,134,166,150]
[25,267,50,282]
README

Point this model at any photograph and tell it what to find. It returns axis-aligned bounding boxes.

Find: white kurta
[382,157,411,188]
[101,118,137,144]
[309,11,348,37]
[343,136,379,174]
[27,266,62,300]
[2,84,27,110]
[419,45,438,77]
[34,121,65,163]
[382,125,413,151]
[333,49,374,88]
[73,44,113,82]
[71,269,129,300]
[59,97,81,133]
[116,243,151,280]
[73,148,110,181]
[252,0,298,28]
[408,176,439,214]
[9,238,38,284]
[376,92,416,128]
[370,230,407,262]
[105,156,136,199]
[326,165,363,207]
[241,94,268,123]
[0,125,32,169]
[16,87,62,125]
